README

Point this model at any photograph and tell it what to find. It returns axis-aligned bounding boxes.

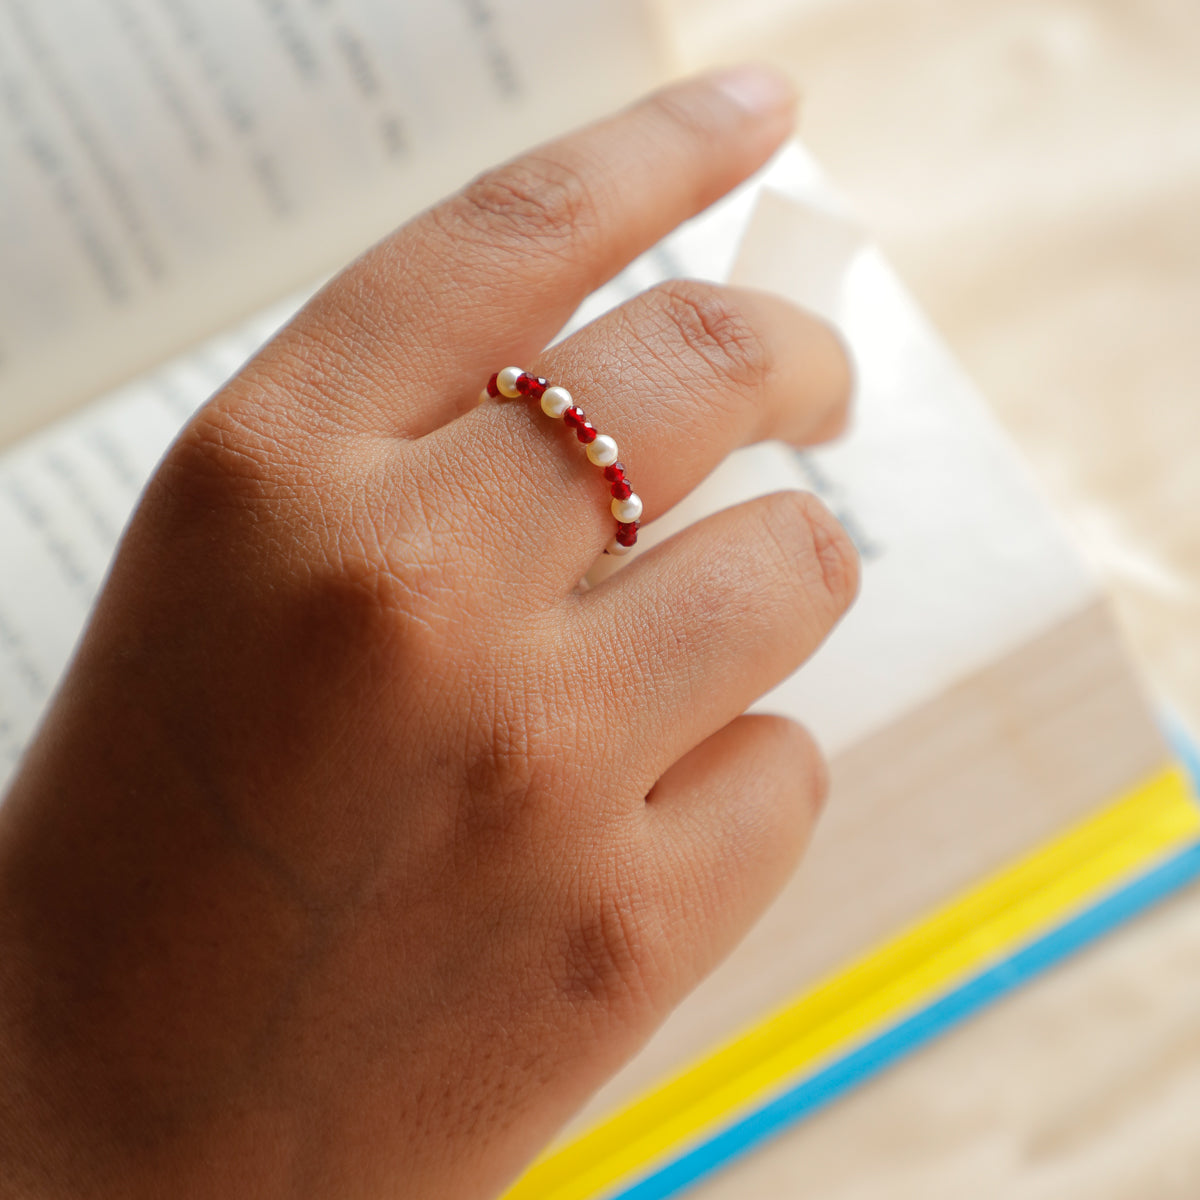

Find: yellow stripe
[506,764,1198,1200]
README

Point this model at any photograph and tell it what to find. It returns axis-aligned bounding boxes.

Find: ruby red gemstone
[516,373,547,399]
[563,406,586,429]
[577,423,597,444]
[611,480,632,500]
[603,462,626,484]
[616,527,638,548]
[486,373,501,398]
[616,521,638,535]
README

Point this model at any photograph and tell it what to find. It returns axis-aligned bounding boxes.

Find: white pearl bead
[497,366,524,398]
[540,385,572,418]
[586,434,619,467]
[611,493,643,523]
[606,537,633,556]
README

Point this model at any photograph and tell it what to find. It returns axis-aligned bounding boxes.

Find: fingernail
[708,63,797,118]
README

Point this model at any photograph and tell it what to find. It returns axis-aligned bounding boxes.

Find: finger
[642,714,827,995]
[420,280,851,592]
[581,490,859,780]
[236,66,798,439]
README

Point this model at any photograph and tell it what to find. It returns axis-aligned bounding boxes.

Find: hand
[0,67,856,1199]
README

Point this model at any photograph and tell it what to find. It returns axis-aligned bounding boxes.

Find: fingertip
[811,317,857,442]
[705,63,799,122]
[775,305,856,446]
[755,489,861,626]
[797,718,832,816]
[794,490,862,616]
[639,713,829,990]
[646,66,798,181]
[648,712,828,847]
[743,712,831,828]
[807,316,858,446]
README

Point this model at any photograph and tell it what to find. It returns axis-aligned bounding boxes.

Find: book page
[0,0,661,445]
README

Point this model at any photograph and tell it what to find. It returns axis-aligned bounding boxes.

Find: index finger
[241,66,798,438]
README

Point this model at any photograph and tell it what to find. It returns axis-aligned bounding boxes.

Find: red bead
[603,462,626,484]
[611,479,632,500]
[616,525,639,548]
[576,423,597,444]
[516,373,547,399]
[486,373,501,398]
[616,521,638,536]
[563,406,586,429]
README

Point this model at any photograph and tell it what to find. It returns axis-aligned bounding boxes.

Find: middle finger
[417,278,852,593]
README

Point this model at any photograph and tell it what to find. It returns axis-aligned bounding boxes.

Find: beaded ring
[479,366,640,556]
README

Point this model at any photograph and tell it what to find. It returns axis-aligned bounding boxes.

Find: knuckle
[556,874,669,1019]
[647,85,722,146]
[447,153,598,252]
[467,719,546,820]
[758,491,861,619]
[156,401,294,511]
[333,525,452,651]
[460,664,574,830]
[649,280,773,394]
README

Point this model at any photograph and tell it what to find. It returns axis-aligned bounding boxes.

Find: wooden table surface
[649,1,1200,1194]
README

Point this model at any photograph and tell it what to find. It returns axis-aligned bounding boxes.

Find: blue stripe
[1165,717,1200,796]
[611,836,1200,1200]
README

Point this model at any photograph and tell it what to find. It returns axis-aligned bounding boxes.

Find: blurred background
[660,0,1200,736]
[648,2,1200,1195]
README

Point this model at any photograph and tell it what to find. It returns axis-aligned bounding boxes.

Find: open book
[2,4,1196,1199]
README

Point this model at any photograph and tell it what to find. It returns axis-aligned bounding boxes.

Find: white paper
[0,0,660,440]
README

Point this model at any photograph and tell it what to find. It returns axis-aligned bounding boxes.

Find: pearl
[611,493,643,523]
[586,434,619,467]
[540,386,572,418]
[606,537,633,556]
[497,366,524,398]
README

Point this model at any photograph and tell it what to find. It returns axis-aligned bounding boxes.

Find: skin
[0,66,858,1199]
